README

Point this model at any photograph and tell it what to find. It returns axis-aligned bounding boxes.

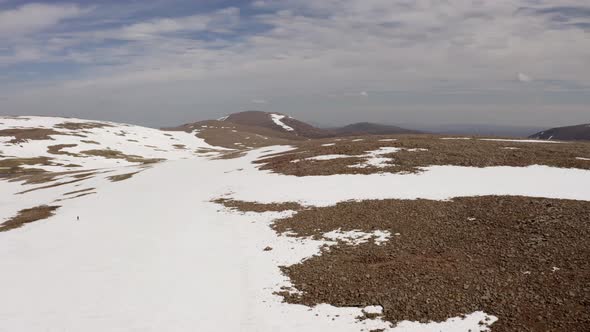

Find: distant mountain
[221,111,330,138]
[529,124,590,141]
[401,123,546,138]
[332,122,421,136]
[213,111,420,138]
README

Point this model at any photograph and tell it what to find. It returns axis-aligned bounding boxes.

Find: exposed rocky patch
[0,128,62,143]
[0,205,60,232]
[47,144,79,156]
[271,196,590,332]
[0,157,55,178]
[108,172,140,182]
[213,198,304,213]
[63,188,96,196]
[54,122,114,131]
[80,149,163,164]
[256,136,590,176]
[17,176,95,194]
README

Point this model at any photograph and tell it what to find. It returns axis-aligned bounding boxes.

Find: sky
[0,0,589,128]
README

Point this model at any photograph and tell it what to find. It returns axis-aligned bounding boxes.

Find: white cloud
[517,73,533,83]
[0,3,86,37]
[117,7,240,40]
[1,0,590,126]
[251,99,269,104]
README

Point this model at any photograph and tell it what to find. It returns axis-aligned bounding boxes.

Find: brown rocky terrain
[215,196,590,332]
[0,205,60,232]
[255,135,590,176]
[166,119,305,149]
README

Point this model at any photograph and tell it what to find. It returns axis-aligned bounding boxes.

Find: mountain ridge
[202,111,421,138]
[530,123,590,141]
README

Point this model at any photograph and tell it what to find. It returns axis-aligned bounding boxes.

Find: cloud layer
[0,0,589,127]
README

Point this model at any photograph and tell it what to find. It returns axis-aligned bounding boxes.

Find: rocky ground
[216,196,590,331]
[255,135,590,176]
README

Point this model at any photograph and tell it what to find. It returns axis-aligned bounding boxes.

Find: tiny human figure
[77,216,79,221]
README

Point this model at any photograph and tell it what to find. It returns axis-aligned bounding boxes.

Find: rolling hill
[331,122,421,136]
[530,123,590,141]
[206,111,420,139]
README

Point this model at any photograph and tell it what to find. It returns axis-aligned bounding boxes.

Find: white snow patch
[480,139,564,144]
[577,157,590,161]
[307,154,354,161]
[323,229,391,246]
[379,139,397,142]
[349,146,402,168]
[502,147,520,150]
[270,114,294,132]
[362,305,383,315]
[349,157,392,168]
[394,312,496,332]
[372,147,402,154]
[321,143,335,147]
[217,115,229,121]
[440,137,471,140]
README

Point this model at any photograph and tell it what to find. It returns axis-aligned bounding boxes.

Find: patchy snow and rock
[2,116,590,332]
[0,142,505,331]
[0,116,221,172]
[323,229,391,246]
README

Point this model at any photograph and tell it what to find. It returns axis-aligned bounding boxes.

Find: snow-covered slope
[0,116,219,172]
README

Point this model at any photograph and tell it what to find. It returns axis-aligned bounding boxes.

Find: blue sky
[0,0,589,127]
